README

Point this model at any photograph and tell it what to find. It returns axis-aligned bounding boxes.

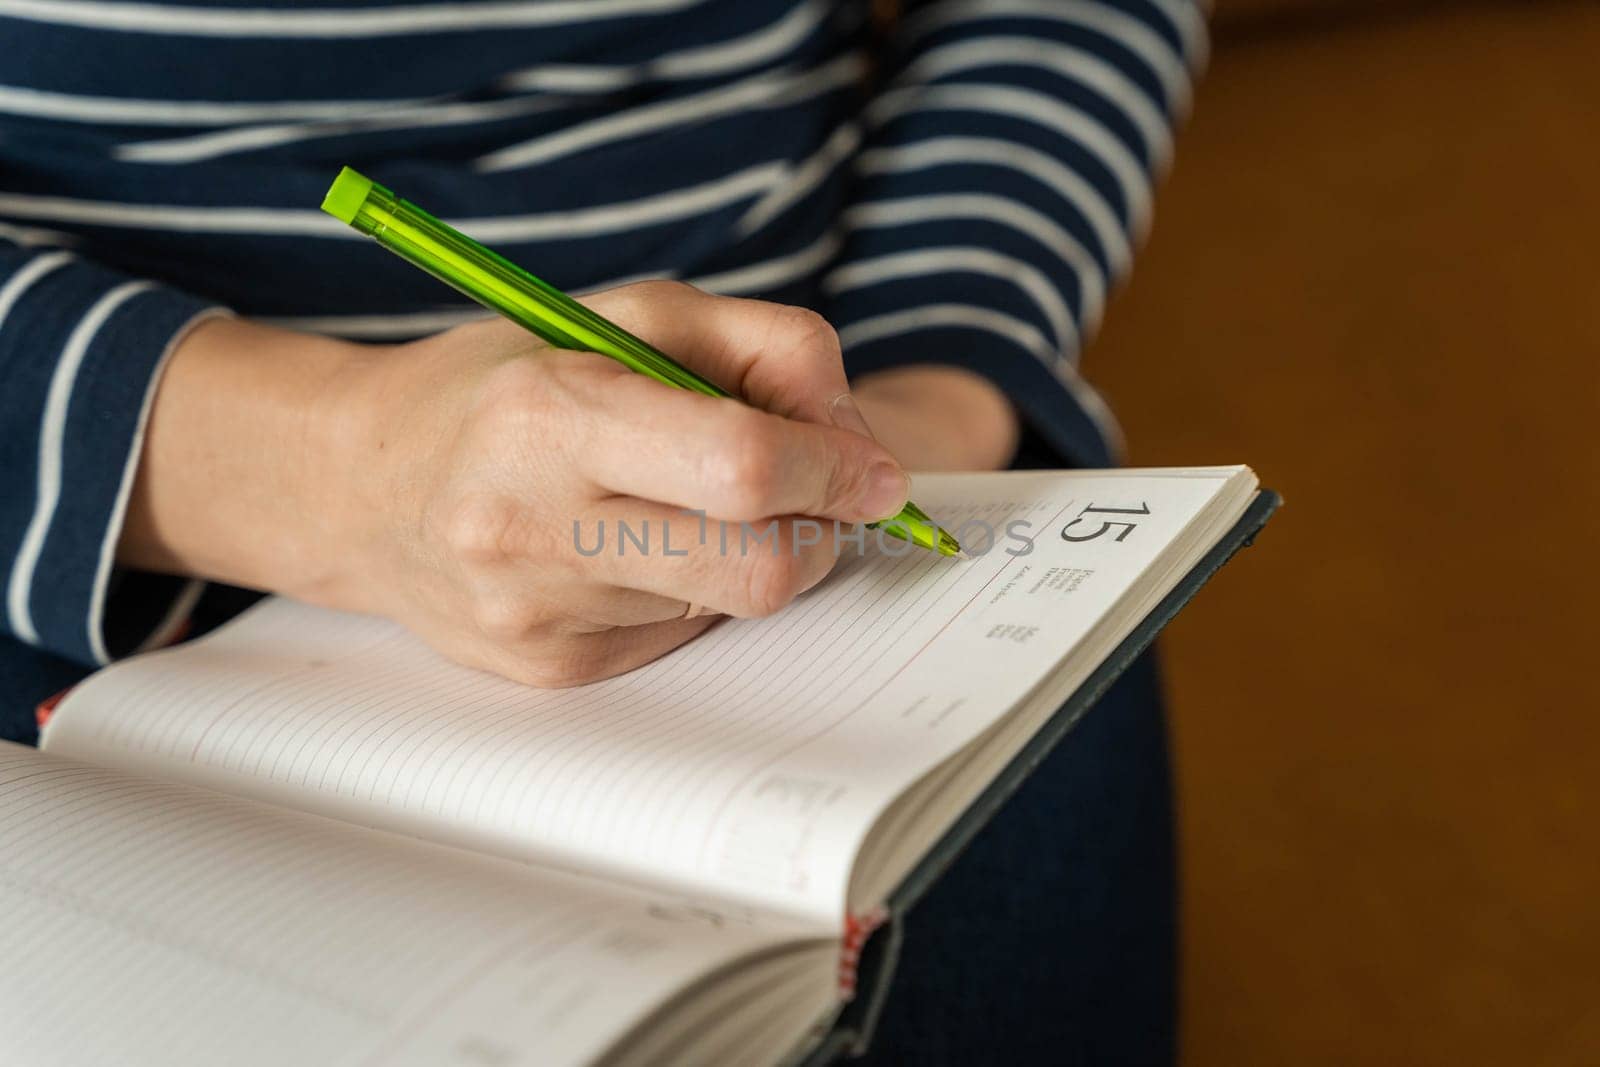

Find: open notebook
[3,466,1274,1066]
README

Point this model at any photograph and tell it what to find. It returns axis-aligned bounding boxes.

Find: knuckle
[737,549,805,618]
[773,305,840,360]
[442,494,522,564]
[477,360,560,431]
[471,591,539,642]
[706,416,783,516]
[829,448,869,512]
[634,278,698,301]
[482,354,548,402]
[598,279,695,323]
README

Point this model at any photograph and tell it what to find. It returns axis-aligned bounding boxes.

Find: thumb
[797,419,912,524]
[579,280,876,433]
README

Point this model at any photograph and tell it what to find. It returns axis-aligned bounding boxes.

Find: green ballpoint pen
[320,166,961,557]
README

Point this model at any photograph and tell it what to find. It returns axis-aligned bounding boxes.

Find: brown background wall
[1086,1,1600,1062]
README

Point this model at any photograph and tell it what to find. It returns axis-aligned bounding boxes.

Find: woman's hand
[850,364,1021,472]
[121,281,911,685]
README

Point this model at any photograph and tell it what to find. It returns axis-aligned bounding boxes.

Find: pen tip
[936,528,963,558]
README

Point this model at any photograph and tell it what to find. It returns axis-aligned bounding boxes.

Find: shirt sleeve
[823,0,1207,467]
[0,238,225,667]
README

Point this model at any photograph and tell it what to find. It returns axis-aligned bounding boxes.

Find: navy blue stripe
[834,267,1071,345]
[1100,0,1196,58]
[914,57,1158,171]
[843,213,1091,321]
[854,159,1119,279]
[30,286,213,663]
[0,0,1201,661]
[911,17,1178,120]
[0,1,824,102]
[874,109,1133,229]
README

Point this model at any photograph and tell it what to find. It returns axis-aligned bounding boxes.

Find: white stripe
[1147,0,1209,73]
[503,0,830,92]
[0,252,74,332]
[856,137,1131,276]
[477,52,865,173]
[900,37,1172,170]
[837,303,1122,451]
[575,269,681,293]
[0,195,345,236]
[269,231,843,336]
[0,83,435,125]
[843,194,1106,335]
[690,229,842,295]
[903,0,1193,113]
[466,162,784,241]
[89,308,231,664]
[0,0,705,37]
[497,68,638,96]
[737,123,861,237]
[869,82,1152,239]
[825,247,1078,353]
[131,578,206,656]
[265,270,686,338]
[7,281,153,647]
[17,0,831,131]
[117,93,571,165]
[0,162,783,241]
[0,220,80,249]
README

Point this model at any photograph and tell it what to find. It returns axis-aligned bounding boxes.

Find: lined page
[0,742,821,1067]
[44,468,1249,924]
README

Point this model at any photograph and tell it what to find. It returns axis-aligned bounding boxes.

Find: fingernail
[828,392,876,439]
[861,462,911,520]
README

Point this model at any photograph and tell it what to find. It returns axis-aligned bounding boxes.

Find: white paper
[45,468,1249,924]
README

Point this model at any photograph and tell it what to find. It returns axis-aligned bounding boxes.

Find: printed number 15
[1061,502,1150,543]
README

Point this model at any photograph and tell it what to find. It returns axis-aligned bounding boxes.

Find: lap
[0,637,90,745]
[854,650,1175,1067]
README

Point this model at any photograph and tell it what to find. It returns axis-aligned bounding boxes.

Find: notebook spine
[35,687,73,731]
[839,907,889,999]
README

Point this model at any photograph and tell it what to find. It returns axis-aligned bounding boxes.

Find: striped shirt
[0,0,1205,668]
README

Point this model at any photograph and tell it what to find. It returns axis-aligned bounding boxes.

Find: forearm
[108,282,921,687]
[118,316,366,601]
[852,364,1020,471]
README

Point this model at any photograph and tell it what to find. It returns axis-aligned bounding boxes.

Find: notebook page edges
[0,741,829,1067]
[847,472,1260,910]
[43,467,1249,927]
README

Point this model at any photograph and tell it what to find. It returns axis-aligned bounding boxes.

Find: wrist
[850,364,1020,471]
[119,316,372,599]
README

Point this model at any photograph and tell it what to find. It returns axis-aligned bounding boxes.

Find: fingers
[467,571,695,632]
[565,498,844,620]
[563,368,909,524]
[407,283,913,691]
[579,281,857,426]
[437,489,851,687]
[448,614,723,689]
[438,492,842,626]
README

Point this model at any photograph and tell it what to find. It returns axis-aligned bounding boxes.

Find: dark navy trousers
[857,650,1176,1066]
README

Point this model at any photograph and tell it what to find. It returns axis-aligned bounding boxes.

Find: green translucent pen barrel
[346,185,727,396]
[326,169,952,555]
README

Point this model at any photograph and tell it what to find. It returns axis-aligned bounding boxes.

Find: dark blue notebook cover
[795,489,1281,1064]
